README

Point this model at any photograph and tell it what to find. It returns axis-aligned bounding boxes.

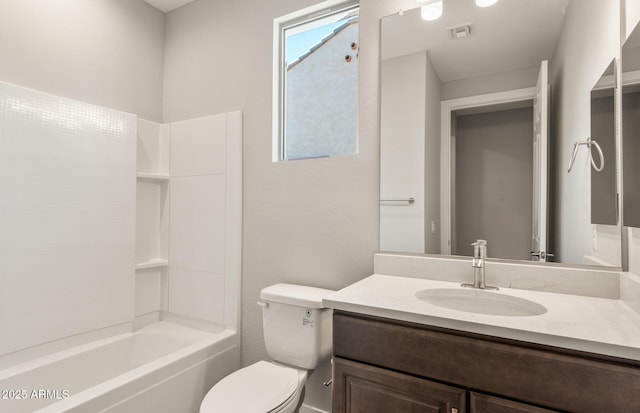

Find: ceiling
[144,0,194,13]
[381,0,571,83]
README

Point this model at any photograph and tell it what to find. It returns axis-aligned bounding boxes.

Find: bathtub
[0,322,238,413]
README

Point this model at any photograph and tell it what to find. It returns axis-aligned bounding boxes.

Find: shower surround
[0,81,242,412]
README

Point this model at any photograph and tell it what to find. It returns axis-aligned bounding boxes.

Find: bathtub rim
[0,321,237,413]
[33,323,237,413]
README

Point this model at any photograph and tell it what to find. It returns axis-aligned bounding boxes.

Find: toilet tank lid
[260,284,335,308]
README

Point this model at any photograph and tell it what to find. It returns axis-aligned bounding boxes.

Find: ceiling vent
[450,24,474,39]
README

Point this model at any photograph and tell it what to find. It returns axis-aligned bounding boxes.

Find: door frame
[440,87,537,254]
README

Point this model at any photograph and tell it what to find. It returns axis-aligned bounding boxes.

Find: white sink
[415,288,548,317]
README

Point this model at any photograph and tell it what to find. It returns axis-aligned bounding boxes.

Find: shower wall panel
[0,81,136,357]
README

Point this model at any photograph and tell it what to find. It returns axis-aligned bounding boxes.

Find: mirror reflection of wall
[590,61,617,227]
[380,0,621,267]
[623,22,640,228]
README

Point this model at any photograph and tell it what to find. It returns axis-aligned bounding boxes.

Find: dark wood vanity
[331,311,640,413]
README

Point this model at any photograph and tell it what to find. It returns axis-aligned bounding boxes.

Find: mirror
[590,60,617,226]
[622,20,640,228]
[380,0,621,267]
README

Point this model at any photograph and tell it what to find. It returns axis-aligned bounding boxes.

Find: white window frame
[272,0,359,162]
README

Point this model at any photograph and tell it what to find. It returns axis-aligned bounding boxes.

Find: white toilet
[200,283,335,413]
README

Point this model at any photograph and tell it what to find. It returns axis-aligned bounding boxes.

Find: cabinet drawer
[470,392,559,413]
[333,357,466,413]
[333,311,640,413]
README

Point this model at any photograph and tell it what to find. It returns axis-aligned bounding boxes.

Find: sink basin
[415,288,547,317]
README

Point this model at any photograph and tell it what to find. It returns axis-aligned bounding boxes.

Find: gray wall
[624,0,640,276]
[442,66,539,101]
[0,0,165,122]
[454,108,534,261]
[623,91,640,227]
[424,53,443,254]
[163,0,417,410]
[591,94,617,225]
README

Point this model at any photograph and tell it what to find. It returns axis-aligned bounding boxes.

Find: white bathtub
[0,322,238,413]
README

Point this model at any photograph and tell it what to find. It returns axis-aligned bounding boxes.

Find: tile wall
[135,112,242,329]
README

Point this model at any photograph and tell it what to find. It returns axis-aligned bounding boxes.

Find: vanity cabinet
[331,311,640,413]
[333,357,465,412]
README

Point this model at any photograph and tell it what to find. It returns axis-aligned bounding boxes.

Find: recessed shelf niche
[135,119,170,322]
[136,119,170,267]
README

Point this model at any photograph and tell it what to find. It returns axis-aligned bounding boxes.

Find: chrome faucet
[461,240,498,290]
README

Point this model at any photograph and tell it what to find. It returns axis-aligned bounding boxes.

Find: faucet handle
[471,239,487,258]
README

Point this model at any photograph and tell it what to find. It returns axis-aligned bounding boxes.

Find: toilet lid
[200,361,300,413]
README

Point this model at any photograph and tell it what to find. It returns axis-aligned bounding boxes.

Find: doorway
[440,85,549,262]
[452,104,534,260]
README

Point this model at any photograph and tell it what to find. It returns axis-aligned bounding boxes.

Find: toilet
[200,283,335,413]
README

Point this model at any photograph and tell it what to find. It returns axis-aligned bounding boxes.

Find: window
[273,1,359,161]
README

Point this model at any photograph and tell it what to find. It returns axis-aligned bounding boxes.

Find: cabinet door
[470,392,559,413]
[333,357,466,413]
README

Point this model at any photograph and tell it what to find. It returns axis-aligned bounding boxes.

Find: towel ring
[567,137,604,173]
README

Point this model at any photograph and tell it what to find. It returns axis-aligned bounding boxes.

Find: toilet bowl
[199,284,335,413]
[200,361,308,413]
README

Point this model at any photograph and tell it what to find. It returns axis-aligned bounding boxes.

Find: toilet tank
[259,284,335,370]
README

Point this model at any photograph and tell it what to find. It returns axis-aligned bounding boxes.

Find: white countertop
[323,274,640,361]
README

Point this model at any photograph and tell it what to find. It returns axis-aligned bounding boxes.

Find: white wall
[549,0,620,264]
[380,50,442,254]
[624,0,640,40]
[163,0,414,410]
[381,51,426,253]
[0,0,164,361]
[135,120,170,322]
[169,112,243,329]
[134,113,243,333]
[0,0,165,122]
[0,81,136,357]
[630,228,640,275]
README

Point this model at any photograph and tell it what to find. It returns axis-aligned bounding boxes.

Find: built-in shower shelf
[137,172,170,182]
[135,259,169,270]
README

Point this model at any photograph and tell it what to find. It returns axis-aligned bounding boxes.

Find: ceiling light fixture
[475,0,498,7]
[420,0,443,21]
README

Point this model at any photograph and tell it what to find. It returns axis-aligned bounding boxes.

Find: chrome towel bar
[380,198,415,205]
[567,137,604,173]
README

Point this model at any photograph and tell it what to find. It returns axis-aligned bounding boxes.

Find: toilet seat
[200,361,302,413]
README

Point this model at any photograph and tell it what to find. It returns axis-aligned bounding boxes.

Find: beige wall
[0,0,165,122]
[163,0,417,410]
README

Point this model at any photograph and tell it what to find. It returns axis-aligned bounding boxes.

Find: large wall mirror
[379,0,622,267]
